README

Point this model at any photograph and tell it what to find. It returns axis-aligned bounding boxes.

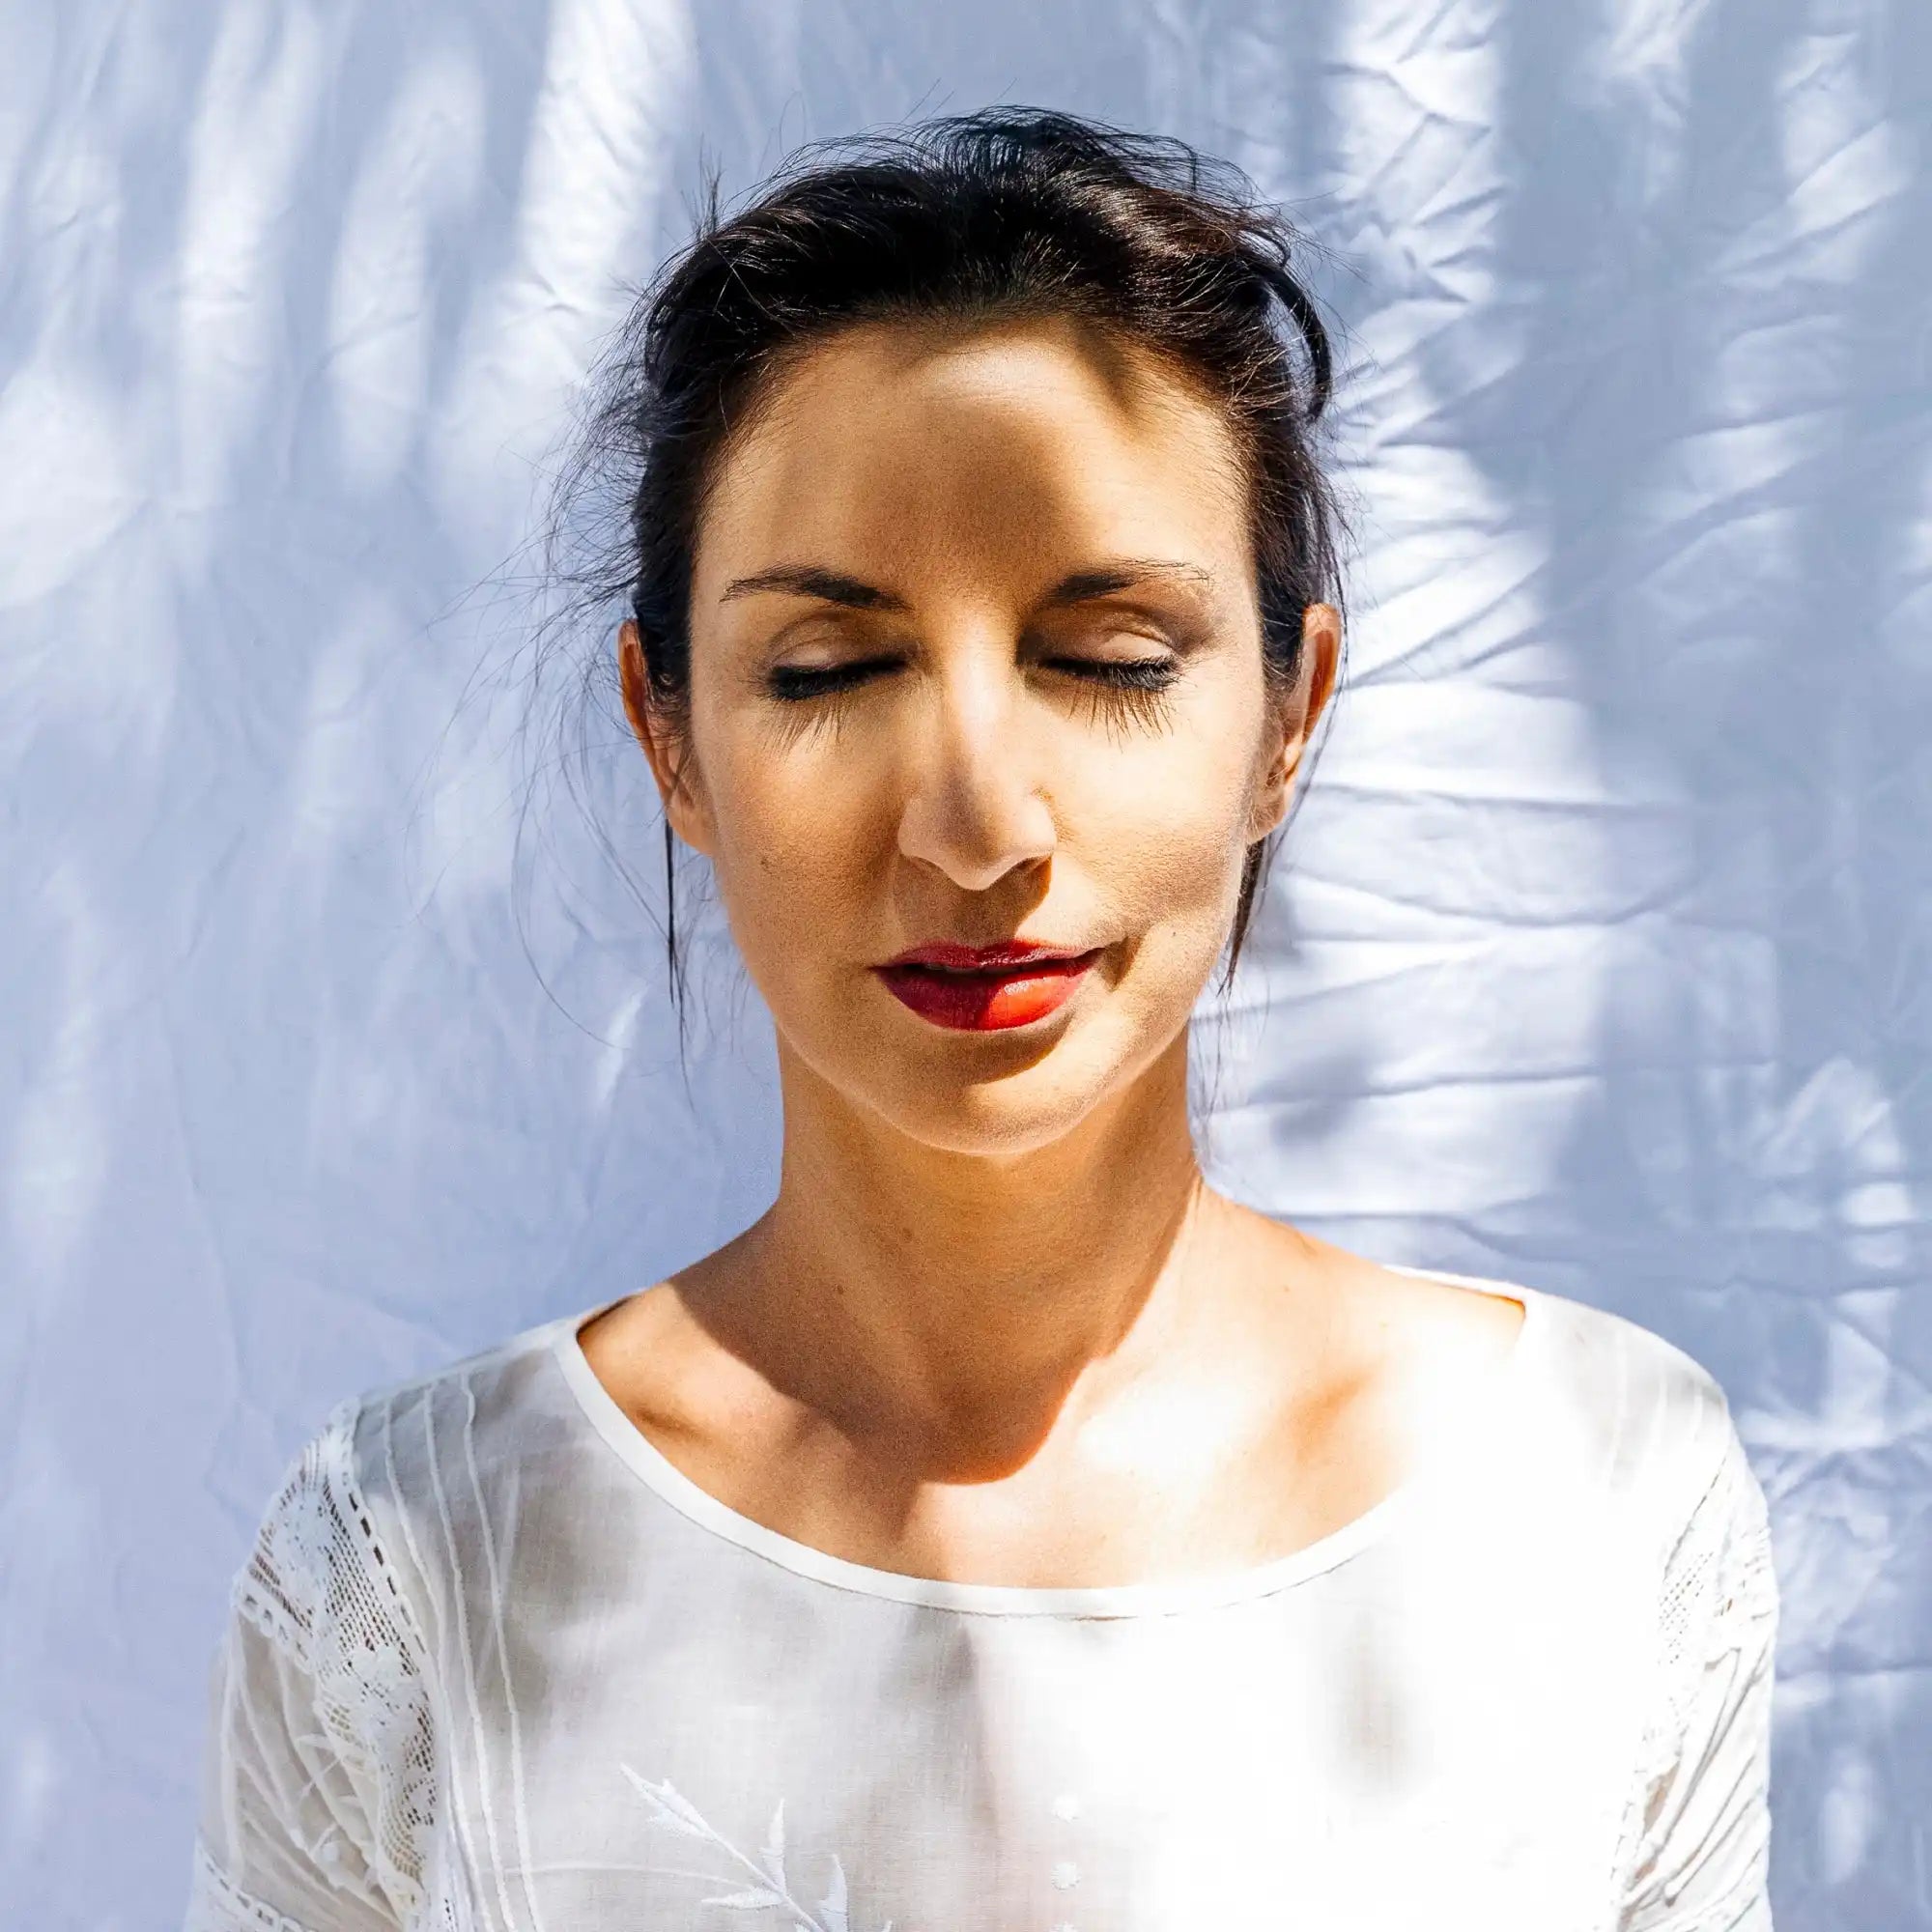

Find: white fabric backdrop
[3,2,1926,1926]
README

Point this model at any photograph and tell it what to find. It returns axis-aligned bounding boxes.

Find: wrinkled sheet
[1,3,1925,1927]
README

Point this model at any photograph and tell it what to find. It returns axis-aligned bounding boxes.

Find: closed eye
[1043,656,1179,693]
[767,657,902,701]
[766,654,1181,702]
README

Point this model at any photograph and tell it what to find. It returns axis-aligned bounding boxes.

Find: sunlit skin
[582,313,1524,1588]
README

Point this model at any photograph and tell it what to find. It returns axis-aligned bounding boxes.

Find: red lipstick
[874,941,1100,1033]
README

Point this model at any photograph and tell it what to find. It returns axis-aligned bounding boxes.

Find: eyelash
[766,656,1180,704]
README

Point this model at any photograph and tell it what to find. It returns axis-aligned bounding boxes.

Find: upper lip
[878,940,1097,972]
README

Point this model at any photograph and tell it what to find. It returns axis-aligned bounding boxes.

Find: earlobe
[1248,748,1296,841]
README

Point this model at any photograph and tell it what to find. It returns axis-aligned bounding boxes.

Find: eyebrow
[718,565,909,611]
[717,557,1215,611]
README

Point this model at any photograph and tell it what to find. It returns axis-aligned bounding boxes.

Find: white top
[184,1269,1777,1932]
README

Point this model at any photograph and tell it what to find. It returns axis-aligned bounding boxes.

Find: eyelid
[1040,642,1179,667]
[1031,630,1183,677]
[1029,605,1198,653]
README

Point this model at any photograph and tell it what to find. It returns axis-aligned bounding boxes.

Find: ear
[618,620,716,856]
[1249,602,1342,841]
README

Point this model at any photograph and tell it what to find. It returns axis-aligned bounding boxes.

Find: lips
[874,941,1102,1033]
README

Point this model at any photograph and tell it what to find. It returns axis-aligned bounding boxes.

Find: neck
[725,1034,1212,1477]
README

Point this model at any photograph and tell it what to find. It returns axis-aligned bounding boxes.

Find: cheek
[695,719,889,934]
[1096,792,1251,973]
[1061,704,1266,932]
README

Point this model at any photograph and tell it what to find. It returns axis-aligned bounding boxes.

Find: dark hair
[545,105,1346,1017]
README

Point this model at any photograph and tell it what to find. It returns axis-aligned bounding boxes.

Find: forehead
[690,315,1253,607]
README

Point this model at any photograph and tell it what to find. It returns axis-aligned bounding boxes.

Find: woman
[185,109,1776,1932]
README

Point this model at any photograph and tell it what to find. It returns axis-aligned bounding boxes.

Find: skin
[582,312,1523,1587]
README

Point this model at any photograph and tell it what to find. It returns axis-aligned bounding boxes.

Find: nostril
[895,780,1056,892]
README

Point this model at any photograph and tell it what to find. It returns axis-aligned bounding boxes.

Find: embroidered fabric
[186,1840,322,1932]
[187,1398,438,1932]
[1612,1419,1779,1930]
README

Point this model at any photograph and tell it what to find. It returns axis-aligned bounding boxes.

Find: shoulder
[241,1306,584,1654]
[1507,1283,1777,1615]
[1513,1286,1752,1547]
[342,1309,578,1504]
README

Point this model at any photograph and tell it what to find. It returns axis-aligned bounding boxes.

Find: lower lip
[875,953,1099,1032]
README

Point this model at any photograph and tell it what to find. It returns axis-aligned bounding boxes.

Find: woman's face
[624,314,1337,1156]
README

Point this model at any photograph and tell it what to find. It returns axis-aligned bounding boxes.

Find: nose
[896,651,1056,893]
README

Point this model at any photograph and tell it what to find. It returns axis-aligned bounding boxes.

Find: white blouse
[184,1268,1778,1932]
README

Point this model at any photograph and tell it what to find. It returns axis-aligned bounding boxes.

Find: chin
[858,1014,1178,1158]
[877,1078,1102,1158]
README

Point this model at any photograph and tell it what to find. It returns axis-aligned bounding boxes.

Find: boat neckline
[545,1264,1543,1620]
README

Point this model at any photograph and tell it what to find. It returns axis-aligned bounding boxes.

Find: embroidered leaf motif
[620,1767,887,1932]
[818,1854,849,1932]
[761,1799,787,1889]
[619,1766,712,1840]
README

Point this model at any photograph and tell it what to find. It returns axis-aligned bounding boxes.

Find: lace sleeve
[1614,1410,1779,1931]
[185,1399,438,1932]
